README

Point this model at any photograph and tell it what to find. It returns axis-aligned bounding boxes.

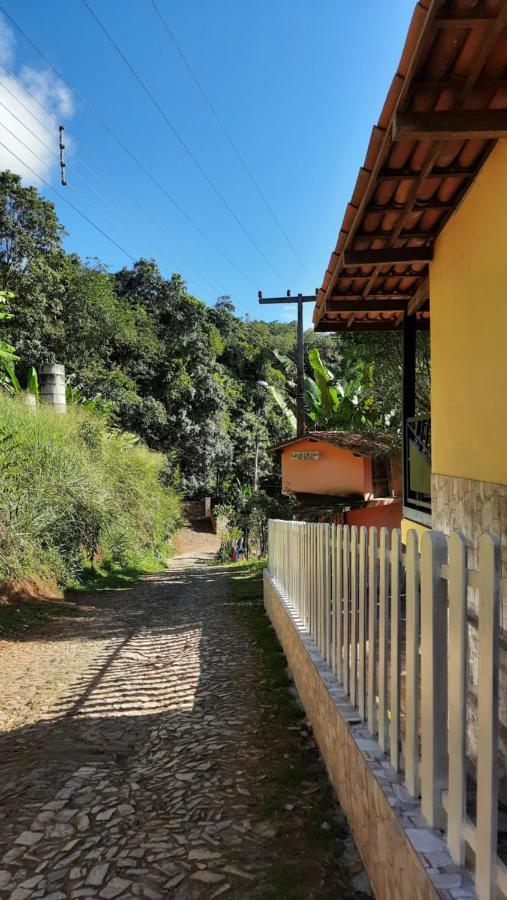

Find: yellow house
[313,1,507,576]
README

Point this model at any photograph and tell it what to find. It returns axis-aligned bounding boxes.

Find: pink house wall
[281,439,367,497]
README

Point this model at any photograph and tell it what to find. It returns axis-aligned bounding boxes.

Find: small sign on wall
[291,450,320,460]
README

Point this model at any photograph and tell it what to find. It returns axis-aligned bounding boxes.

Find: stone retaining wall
[264,570,476,900]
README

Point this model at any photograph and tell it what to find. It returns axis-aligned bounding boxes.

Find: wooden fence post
[476,533,501,900]
[390,529,402,772]
[367,527,378,735]
[358,526,368,719]
[420,530,448,829]
[447,532,467,865]
[350,526,358,707]
[323,524,331,665]
[343,526,350,697]
[405,529,420,797]
[378,527,390,753]
[335,527,343,681]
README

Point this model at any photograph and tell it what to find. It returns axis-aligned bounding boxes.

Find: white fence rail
[267,519,506,900]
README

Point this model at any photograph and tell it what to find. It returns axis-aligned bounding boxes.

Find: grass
[68,550,172,594]
[0,395,181,587]
[226,560,367,899]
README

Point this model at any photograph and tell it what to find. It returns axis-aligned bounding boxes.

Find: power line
[148,0,318,285]
[0,137,138,262]
[80,0,288,287]
[0,98,211,296]
[0,6,260,291]
[0,65,231,297]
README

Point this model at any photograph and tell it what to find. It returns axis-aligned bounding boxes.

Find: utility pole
[258,290,316,437]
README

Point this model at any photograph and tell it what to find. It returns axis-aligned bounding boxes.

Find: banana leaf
[273,348,297,376]
[26,366,39,399]
[263,383,296,431]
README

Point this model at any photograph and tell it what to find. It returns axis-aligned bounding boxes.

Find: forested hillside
[0,170,417,502]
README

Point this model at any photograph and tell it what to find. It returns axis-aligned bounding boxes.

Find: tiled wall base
[264,571,476,900]
[432,472,507,801]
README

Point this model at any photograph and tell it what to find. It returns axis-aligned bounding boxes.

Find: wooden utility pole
[258,290,316,437]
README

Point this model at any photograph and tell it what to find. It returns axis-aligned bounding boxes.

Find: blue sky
[0,0,414,324]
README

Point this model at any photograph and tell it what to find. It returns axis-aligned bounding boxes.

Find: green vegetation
[226,559,367,899]
[0,168,429,590]
[0,395,180,586]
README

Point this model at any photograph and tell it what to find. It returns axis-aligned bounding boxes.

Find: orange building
[274,432,402,530]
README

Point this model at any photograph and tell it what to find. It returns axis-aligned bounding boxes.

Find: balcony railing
[404,414,431,514]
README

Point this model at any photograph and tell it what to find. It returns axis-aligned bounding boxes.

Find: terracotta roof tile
[314,0,507,333]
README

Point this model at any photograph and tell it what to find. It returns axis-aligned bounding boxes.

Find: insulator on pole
[58,125,67,186]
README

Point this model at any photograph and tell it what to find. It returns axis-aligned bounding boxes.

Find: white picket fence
[267,519,507,900]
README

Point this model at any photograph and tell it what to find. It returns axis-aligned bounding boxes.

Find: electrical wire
[80,0,288,287]
[148,0,317,285]
[0,136,138,261]
[0,66,234,295]
[0,102,219,299]
[0,5,260,292]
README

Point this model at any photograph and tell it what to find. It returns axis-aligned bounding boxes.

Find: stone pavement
[0,542,368,899]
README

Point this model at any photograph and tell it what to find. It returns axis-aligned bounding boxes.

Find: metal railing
[267,519,506,900]
[404,414,432,513]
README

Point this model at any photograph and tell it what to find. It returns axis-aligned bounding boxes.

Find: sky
[0,0,415,326]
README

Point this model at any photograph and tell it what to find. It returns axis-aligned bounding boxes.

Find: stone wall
[432,473,507,800]
[264,572,475,900]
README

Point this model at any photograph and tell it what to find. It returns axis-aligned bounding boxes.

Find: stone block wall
[432,473,507,800]
[264,572,475,900]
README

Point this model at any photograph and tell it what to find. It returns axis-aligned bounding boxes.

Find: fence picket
[350,527,358,707]
[447,532,467,865]
[358,526,367,719]
[476,534,501,900]
[367,528,378,735]
[335,526,343,681]
[266,519,504,900]
[324,524,331,664]
[342,526,350,697]
[318,525,324,656]
[420,531,448,829]
[378,528,389,752]
[390,530,402,771]
[405,529,420,797]
[312,524,317,641]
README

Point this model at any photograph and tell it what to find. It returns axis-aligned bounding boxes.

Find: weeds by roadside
[226,560,371,899]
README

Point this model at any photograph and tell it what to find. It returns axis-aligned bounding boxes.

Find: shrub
[0,396,181,584]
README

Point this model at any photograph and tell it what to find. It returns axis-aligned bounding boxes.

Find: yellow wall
[430,140,507,485]
[401,518,430,546]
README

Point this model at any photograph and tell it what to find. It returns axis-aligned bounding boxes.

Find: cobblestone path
[0,536,368,899]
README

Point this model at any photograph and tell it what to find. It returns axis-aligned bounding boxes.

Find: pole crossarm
[257,289,316,437]
[258,293,316,304]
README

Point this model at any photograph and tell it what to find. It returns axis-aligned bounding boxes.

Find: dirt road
[0,528,369,899]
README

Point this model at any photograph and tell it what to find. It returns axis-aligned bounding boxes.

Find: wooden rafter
[324,298,408,314]
[377,165,475,182]
[354,229,435,241]
[316,1,507,330]
[315,319,430,333]
[393,109,507,141]
[343,247,433,266]
[407,278,429,316]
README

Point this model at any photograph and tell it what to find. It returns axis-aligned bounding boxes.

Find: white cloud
[0,14,74,186]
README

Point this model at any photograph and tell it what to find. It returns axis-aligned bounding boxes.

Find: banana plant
[0,291,39,399]
[0,290,18,392]
[261,347,382,432]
